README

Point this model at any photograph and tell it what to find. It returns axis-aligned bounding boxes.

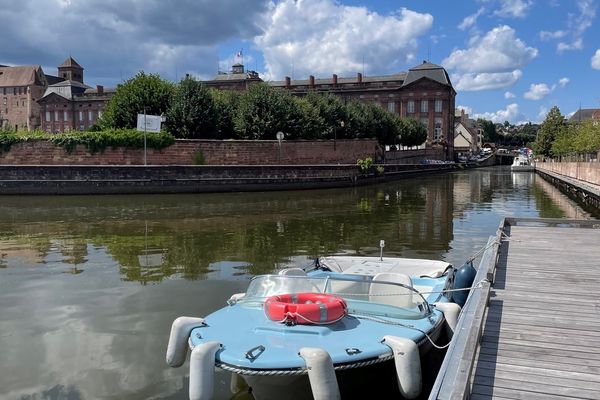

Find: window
[2,97,6,105]
[434,118,442,140]
[421,118,429,134]
[407,100,415,113]
[64,111,68,121]
[435,99,442,113]
[2,88,5,95]
[421,100,428,113]
[54,111,59,121]
[88,110,93,121]
[46,111,51,121]
[387,101,396,113]
[98,111,103,119]
[79,111,83,121]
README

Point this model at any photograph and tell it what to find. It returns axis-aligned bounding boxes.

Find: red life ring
[264,293,347,325]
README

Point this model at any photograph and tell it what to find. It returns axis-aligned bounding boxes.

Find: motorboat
[166,252,476,400]
[511,154,535,171]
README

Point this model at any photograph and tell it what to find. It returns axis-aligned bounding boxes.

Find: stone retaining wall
[0,139,378,166]
[536,161,600,187]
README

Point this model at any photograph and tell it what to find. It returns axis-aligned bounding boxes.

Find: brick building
[38,57,115,132]
[0,65,48,130]
[204,61,456,159]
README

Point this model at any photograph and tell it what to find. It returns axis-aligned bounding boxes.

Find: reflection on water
[0,167,595,399]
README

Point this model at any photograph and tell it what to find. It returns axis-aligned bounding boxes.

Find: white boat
[511,154,535,171]
[166,252,476,400]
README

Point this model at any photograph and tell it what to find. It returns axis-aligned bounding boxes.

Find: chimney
[332,74,338,86]
[285,76,291,87]
[357,72,362,84]
[96,85,104,94]
[309,75,315,87]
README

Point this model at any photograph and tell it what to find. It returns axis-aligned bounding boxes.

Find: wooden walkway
[429,218,600,400]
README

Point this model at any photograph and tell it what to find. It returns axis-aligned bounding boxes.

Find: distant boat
[511,154,535,171]
[166,253,477,400]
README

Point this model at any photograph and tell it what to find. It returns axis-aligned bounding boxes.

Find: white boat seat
[369,272,413,308]
[278,268,307,276]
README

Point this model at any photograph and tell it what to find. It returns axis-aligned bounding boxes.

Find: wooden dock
[429,217,600,400]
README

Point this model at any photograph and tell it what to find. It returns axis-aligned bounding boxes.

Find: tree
[210,88,240,139]
[534,106,564,157]
[99,71,174,129]
[303,93,347,139]
[234,83,299,140]
[399,118,427,147]
[477,118,499,143]
[166,77,217,138]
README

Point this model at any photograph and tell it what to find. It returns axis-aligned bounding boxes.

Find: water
[0,167,596,400]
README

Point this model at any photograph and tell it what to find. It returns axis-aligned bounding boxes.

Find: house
[454,109,481,157]
[568,108,600,124]
[0,65,49,130]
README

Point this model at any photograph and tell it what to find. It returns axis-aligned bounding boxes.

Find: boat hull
[231,314,447,400]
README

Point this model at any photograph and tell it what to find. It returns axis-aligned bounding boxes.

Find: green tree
[210,89,240,139]
[477,118,499,143]
[399,118,427,147]
[304,93,347,139]
[99,71,174,129]
[234,83,299,140]
[166,77,217,138]
[534,106,564,157]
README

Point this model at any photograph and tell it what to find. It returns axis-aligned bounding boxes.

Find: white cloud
[255,0,433,80]
[493,0,533,18]
[458,8,485,30]
[443,26,537,74]
[592,49,600,69]
[456,105,474,116]
[536,107,549,123]
[558,77,570,87]
[474,103,522,123]
[539,30,567,40]
[442,25,536,92]
[524,83,553,100]
[504,91,515,98]
[556,0,596,53]
[452,70,522,91]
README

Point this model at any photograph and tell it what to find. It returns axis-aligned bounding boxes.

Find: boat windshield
[242,275,430,319]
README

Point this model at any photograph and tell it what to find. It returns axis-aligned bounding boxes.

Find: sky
[1,0,599,124]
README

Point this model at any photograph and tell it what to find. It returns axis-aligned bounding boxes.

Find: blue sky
[1,0,598,124]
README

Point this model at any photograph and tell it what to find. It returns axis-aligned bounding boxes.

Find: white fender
[299,347,340,400]
[382,335,421,399]
[189,341,221,400]
[433,302,461,338]
[166,316,205,367]
[230,373,248,394]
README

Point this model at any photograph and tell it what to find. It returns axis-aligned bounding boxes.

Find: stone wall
[537,161,600,186]
[384,148,446,164]
[0,138,378,166]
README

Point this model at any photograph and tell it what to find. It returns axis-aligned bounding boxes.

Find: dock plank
[468,221,600,399]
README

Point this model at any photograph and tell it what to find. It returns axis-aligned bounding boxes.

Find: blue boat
[167,254,474,400]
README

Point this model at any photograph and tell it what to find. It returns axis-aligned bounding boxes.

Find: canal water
[0,167,596,400]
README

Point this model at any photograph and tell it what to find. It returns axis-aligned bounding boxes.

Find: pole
[144,109,147,166]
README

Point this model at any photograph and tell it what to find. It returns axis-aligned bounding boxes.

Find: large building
[0,57,114,133]
[0,65,48,130]
[38,57,115,133]
[204,61,457,159]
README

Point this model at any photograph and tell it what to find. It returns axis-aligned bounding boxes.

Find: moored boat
[511,154,535,171]
[166,252,476,400]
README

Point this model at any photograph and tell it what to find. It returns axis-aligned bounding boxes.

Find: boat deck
[429,217,600,400]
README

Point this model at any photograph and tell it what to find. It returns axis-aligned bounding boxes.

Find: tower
[58,57,84,83]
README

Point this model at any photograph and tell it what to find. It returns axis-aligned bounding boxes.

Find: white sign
[136,114,162,133]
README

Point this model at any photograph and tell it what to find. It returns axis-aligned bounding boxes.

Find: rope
[350,313,451,350]
[467,238,500,262]
[328,280,486,298]
[215,354,396,377]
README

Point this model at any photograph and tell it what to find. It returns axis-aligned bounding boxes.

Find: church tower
[58,57,84,83]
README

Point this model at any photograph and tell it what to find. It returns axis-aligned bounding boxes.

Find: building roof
[568,108,600,122]
[270,73,407,87]
[0,65,46,87]
[59,56,83,69]
[402,61,452,88]
[40,79,90,101]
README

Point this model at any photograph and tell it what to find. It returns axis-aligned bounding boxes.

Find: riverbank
[0,163,455,195]
[536,161,600,210]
